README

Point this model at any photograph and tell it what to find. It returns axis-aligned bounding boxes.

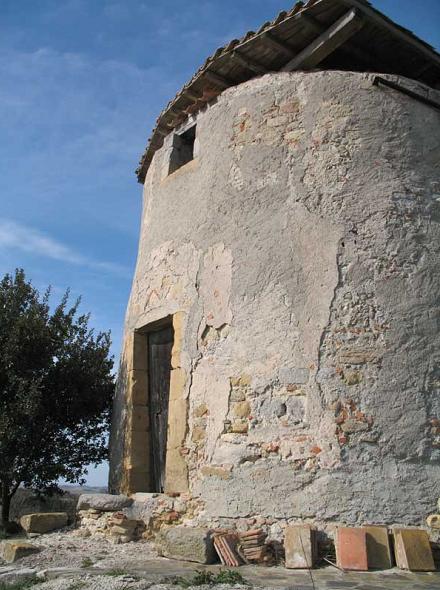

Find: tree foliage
[0,269,114,526]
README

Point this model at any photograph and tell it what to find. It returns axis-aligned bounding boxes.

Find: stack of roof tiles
[238,529,272,564]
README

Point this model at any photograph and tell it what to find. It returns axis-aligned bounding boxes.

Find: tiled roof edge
[136,0,440,183]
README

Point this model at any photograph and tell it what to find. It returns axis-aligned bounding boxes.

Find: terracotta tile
[336,527,368,571]
[393,528,435,571]
[364,525,392,569]
[213,532,242,567]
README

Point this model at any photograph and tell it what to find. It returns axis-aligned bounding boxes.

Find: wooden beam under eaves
[282,8,364,72]
[335,0,440,69]
[300,13,324,35]
[183,89,202,102]
[203,70,234,89]
[155,125,169,137]
[167,107,185,123]
[261,31,295,58]
[231,51,268,74]
[299,11,373,68]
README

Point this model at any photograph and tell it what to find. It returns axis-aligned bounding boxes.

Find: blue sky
[1,0,439,486]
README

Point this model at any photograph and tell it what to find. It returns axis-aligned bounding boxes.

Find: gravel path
[4,529,158,571]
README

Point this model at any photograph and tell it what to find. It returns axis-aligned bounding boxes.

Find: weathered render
[110,68,440,529]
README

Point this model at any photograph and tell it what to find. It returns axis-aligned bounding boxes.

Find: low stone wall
[75,493,204,542]
[5,489,79,524]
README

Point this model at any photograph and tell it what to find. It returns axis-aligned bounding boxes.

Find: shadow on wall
[108,356,129,494]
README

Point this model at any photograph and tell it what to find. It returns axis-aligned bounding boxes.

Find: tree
[0,269,114,528]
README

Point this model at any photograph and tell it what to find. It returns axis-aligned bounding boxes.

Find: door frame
[122,312,189,495]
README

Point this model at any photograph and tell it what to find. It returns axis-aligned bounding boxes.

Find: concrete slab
[29,562,440,590]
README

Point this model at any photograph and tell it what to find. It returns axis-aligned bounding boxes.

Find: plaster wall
[110,71,440,528]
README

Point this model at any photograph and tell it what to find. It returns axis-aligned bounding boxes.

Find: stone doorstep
[77,493,133,512]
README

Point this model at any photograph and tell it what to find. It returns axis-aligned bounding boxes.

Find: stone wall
[75,493,203,543]
[110,70,440,527]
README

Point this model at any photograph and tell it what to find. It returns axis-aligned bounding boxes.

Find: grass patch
[68,582,87,590]
[170,569,249,587]
[105,568,127,577]
[213,570,248,585]
[80,557,94,568]
[104,568,139,579]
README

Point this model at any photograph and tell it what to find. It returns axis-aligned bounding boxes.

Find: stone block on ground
[20,512,68,533]
[9,488,78,524]
[1,541,41,563]
[393,528,435,571]
[335,527,368,571]
[156,526,216,564]
[364,525,392,569]
[284,525,317,569]
[77,493,133,512]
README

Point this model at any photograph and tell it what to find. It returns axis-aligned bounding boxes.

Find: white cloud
[0,219,129,276]
[0,45,178,237]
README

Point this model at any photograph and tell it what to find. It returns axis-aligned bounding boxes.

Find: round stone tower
[111,70,440,527]
[110,1,440,530]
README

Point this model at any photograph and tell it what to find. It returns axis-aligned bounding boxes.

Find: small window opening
[168,124,196,175]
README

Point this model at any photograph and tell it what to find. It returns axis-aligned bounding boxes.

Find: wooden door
[148,325,173,492]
